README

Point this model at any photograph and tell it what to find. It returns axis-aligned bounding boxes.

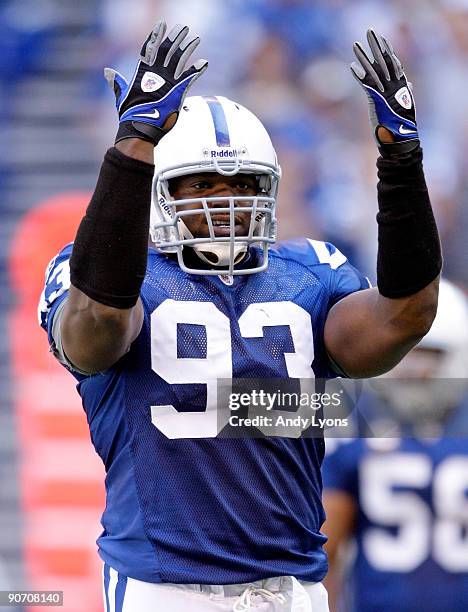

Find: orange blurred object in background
[9,192,105,612]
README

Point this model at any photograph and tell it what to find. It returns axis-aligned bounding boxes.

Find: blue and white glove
[351,29,419,155]
[105,20,208,146]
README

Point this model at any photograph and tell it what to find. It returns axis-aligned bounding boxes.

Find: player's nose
[208,182,238,209]
[211,182,236,197]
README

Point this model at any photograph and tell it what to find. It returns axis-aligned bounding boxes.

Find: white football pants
[103,564,329,612]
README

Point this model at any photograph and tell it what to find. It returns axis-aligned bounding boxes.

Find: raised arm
[61,140,152,374]
[60,21,207,373]
[325,30,440,378]
[324,283,438,378]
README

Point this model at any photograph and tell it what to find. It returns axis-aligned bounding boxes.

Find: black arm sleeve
[376,147,442,298]
[69,147,154,308]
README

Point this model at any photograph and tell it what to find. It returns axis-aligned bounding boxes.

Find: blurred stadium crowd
[98,0,468,282]
[0,0,467,611]
[2,0,467,282]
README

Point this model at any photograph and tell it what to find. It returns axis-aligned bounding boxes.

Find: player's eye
[236,181,256,192]
[192,181,211,190]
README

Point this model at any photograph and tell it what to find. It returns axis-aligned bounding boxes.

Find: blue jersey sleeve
[306,240,371,307]
[37,243,73,343]
[322,439,360,498]
[272,238,371,378]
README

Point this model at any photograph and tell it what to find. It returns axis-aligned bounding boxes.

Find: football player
[322,280,468,612]
[38,22,440,611]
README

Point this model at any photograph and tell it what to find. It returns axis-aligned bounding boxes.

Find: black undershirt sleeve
[69,147,154,309]
[376,147,442,298]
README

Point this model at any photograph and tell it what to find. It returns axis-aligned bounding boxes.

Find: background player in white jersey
[322,280,468,612]
[38,21,441,611]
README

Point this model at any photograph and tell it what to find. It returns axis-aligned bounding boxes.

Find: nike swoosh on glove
[351,29,419,156]
[105,20,208,146]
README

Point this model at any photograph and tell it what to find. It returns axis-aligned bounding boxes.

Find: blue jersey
[323,402,468,612]
[38,238,368,584]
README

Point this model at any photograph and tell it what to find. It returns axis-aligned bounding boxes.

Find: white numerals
[151,300,232,439]
[239,302,314,437]
[150,300,314,439]
[361,453,468,572]
[433,457,468,571]
[361,454,431,571]
[239,302,314,378]
[38,259,71,325]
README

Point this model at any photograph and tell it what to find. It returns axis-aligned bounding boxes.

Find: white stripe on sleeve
[307,239,347,270]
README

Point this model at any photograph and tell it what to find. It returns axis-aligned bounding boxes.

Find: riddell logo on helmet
[159,198,172,215]
[211,149,241,158]
[202,147,248,159]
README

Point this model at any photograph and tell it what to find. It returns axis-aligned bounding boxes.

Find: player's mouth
[209,215,249,237]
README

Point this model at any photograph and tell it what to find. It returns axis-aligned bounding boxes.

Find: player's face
[169,173,258,238]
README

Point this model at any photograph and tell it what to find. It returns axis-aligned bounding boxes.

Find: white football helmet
[150,95,281,275]
[373,279,468,429]
[416,279,468,378]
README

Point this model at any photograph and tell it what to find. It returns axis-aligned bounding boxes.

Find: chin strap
[178,217,248,268]
[192,241,247,267]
